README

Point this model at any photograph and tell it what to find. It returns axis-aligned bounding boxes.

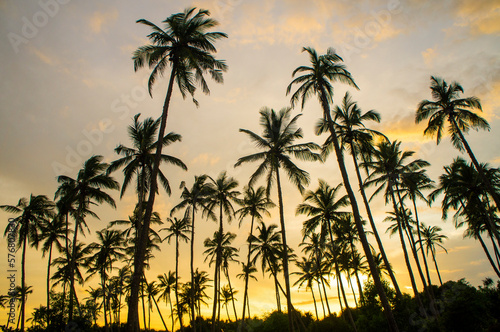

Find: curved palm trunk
[335,258,357,331]
[411,199,433,286]
[190,204,197,332]
[46,244,53,326]
[127,64,176,332]
[478,233,500,278]
[151,291,169,332]
[310,284,319,320]
[319,275,331,316]
[275,169,295,332]
[350,150,402,298]
[241,215,255,329]
[322,97,399,332]
[451,118,500,212]
[316,280,326,318]
[430,249,443,286]
[224,268,238,322]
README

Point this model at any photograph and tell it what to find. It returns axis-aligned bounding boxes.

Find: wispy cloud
[89,9,119,34]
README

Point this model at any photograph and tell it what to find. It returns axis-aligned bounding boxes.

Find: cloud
[453,0,500,35]
[422,47,437,66]
[191,153,221,166]
[89,9,118,34]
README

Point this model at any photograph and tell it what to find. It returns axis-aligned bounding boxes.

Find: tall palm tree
[54,155,119,321]
[157,272,177,332]
[235,185,274,326]
[85,228,125,332]
[220,240,239,322]
[416,76,499,210]
[38,215,66,326]
[417,224,448,286]
[319,91,402,298]
[130,8,227,330]
[161,216,191,330]
[219,285,238,321]
[236,263,257,319]
[293,257,320,320]
[248,221,283,311]
[171,174,211,327]
[287,46,398,332]
[1,194,55,331]
[235,106,320,332]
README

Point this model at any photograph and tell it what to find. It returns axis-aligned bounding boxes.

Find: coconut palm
[130,8,227,330]
[219,285,238,321]
[54,155,119,321]
[157,272,177,332]
[171,174,211,326]
[236,263,258,319]
[416,76,499,210]
[203,230,238,331]
[319,91,402,298]
[85,228,125,332]
[1,194,55,331]
[161,216,191,330]
[287,46,398,332]
[248,221,283,311]
[220,240,239,322]
[108,113,187,202]
[235,106,320,332]
[235,185,274,325]
[417,224,448,285]
[293,257,320,320]
[38,215,66,325]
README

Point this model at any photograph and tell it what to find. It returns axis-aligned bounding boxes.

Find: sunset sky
[1,0,500,329]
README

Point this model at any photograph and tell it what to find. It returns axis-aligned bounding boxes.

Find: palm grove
[2,7,500,332]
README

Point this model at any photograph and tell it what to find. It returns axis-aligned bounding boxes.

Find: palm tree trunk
[102,272,109,332]
[225,268,238,322]
[152,292,169,332]
[478,233,500,278]
[212,205,224,332]
[336,276,344,312]
[169,294,175,332]
[190,204,197,332]
[275,169,295,332]
[322,97,399,332]
[319,274,331,316]
[335,262,357,332]
[316,281,326,318]
[141,281,147,331]
[310,285,319,320]
[46,244,53,326]
[175,235,184,331]
[241,215,255,328]
[411,199,433,286]
[127,64,176,332]
[430,249,443,286]
[351,151,402,298]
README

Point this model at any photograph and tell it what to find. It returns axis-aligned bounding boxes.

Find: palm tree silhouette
[236,106,320,332]
[1,194,55,331]
[287,46,398,332]
[130,8,227,330]
[417,223,448,285]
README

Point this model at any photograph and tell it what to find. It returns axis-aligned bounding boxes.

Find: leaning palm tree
[171,174,211,326]
[416,76,499,210]
[319,91,401,298]
[235,106,320,332]
[1,194,55,331]
[235,185,274,326]
[157,272,177,332]
[417,224,448,285]
[161,216,191,330]
[203,171,240,332]
[287,46,399,332]
[130,8,227,330]
[54,155,119,321]
[85,228,125,332]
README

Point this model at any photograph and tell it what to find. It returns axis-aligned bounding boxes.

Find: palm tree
[157,272,177,332]
[203,230,238,331]
[220,240,239,322]
[416,76,499,210]
[235,185,274,326]
[364,141,430,300]
[108,113,187,204]
[235,106,320,332]
[38,215,66,325]
[287,46,399,332]
[219,285,238,321]
[54,155,119,321]
[161,216,191,330]
[1,194,55,331]
[319,91,402,298]
[236,263,257,319]
[248,221,283,311]
[130,8,227,330]
[293,257,320,320]
[171,174,211,326]
[85,228,125,332]
[417,224,448,285]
